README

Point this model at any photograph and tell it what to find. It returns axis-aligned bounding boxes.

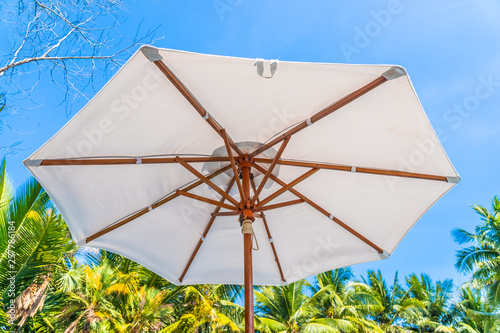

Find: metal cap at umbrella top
[24,45,459,288]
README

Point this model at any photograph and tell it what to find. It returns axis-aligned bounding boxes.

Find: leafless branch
[0,0,161,112]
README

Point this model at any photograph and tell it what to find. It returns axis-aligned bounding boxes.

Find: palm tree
[118,286,175,332]
[163,284,242,332]
[451,285,500,333]
[405,273,455,332]
[312,268,354,295]
[0,158,75,330]
[452,196,500,303]
[306,269,382,332]
[54,257,182,333]
[255,280,313,332]
[55,260,127,332]
[28,253,180,333]
[91,251,240,332]
[256,273,382,333]
[356,270,425,332]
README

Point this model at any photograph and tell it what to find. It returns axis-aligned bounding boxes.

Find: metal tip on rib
[76,239,87,246]
[382,66,406,80]
[23,159,42,167]
[141,45,163,62]
[380,250,391,259]
[446,176,461,184]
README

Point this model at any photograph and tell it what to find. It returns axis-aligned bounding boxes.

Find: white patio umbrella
[24,46,459,332]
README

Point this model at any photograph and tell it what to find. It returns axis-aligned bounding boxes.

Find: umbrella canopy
[25,46,459,330]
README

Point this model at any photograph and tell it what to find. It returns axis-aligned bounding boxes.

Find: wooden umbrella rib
[249,76,388,157]
[152,165,231,208]
[221,129,245,201]
[85,164,231,243]
[211,212,263,218]
[257,199,305,212]
[254,158,350,171]
[39,156,447,182]
[253,158,448,182]
[175,156,240,206]
[255,168,319,210]
[153,60,244,156]
[86,209,150,243]
[253,163,384,254]
[39,156,230,166]
[251,137,290,206]
[355,167,447,181]
[251,179,286,282]
[261,212,286,282]
[297,193,383,253]
[179,178,236,283]
[176,190,236,211]
[212,211,262,219]
[211,211,239,217]
[41,158,138,165]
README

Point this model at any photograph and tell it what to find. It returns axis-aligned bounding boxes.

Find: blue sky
[2,0,500,288]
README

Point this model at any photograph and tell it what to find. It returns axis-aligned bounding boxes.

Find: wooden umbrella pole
[239,155,255,333]
[244,229,254,332]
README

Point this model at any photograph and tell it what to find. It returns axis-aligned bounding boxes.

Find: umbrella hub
[202,141,280,191]
[236,154,253,169]
[236,154,254,180]
[238,205,255,224]
[236,154,257,223]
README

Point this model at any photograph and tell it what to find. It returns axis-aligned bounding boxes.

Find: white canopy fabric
[25,46,459,286]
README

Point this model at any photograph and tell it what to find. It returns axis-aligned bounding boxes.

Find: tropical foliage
[450,197,500,332]
[452,197,500,301]
[1,163,499,332]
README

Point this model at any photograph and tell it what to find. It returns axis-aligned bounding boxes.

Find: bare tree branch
[0,0,161,153]
[0,0,161,111]
[0,53,124,75]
